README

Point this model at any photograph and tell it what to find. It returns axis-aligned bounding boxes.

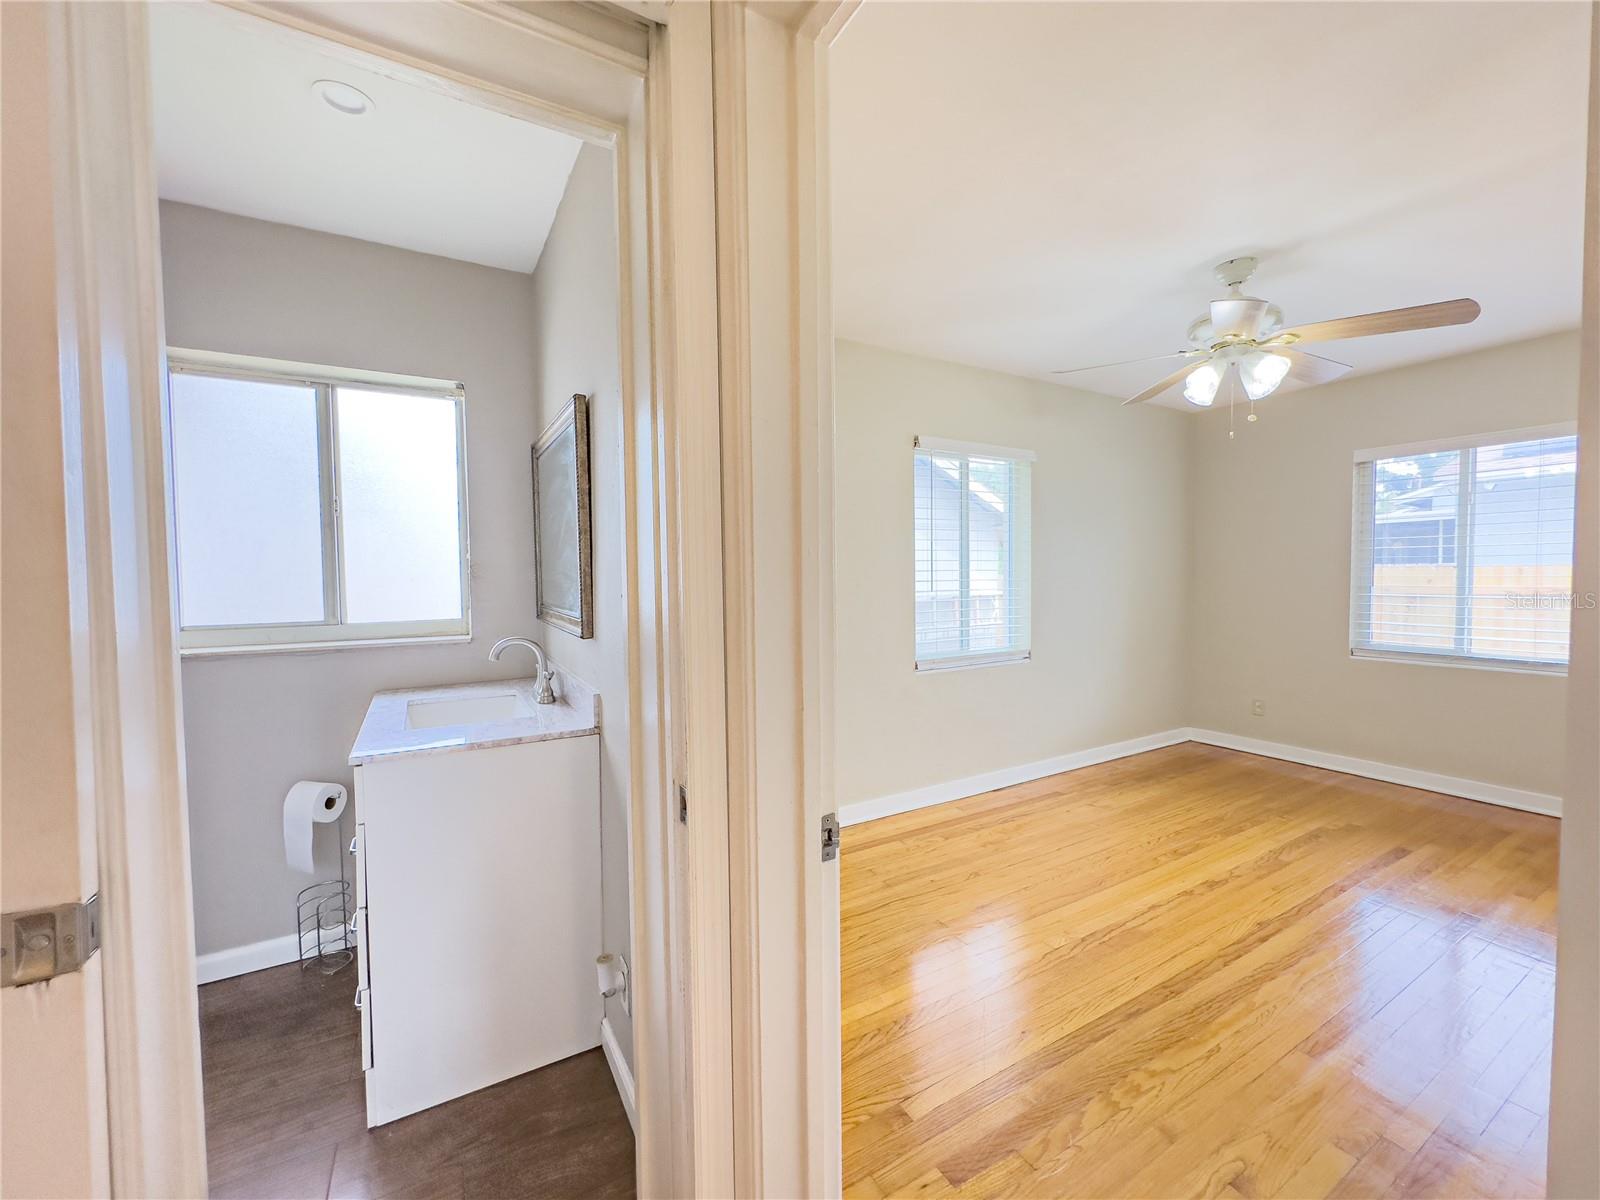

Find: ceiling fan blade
[1281,348,1353,387]
[1210,297,1268,340]
[1123,359,1206,406]
[1050,350,1199,375]
[1272,298,1480,345]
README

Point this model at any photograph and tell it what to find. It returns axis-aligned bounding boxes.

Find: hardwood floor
[199,962,634,1198]
[841,743,1558,1200]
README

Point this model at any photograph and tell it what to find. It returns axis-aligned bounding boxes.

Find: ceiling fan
[1054,257,1481,409]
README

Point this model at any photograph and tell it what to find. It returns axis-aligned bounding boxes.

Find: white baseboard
[1184,728,1561,818]
[195,933,305,984]
[600,1015,637,1133]
[837,725,1560,828]
[837,728,1192,826]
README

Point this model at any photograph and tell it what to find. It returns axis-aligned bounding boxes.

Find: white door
[0,3,206,1196]
[1,5,113,1194]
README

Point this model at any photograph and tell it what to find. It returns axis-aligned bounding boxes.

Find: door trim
[1548,4,1600,1193]
[710,3,856,1195]
[795,9,859,1194]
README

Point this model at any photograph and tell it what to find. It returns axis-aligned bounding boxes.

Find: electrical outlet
[1251,699,1265,717]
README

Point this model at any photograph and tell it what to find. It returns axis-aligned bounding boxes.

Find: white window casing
[1350,424,1579,673]
[913,435,1032,671]
[166,349,471,654]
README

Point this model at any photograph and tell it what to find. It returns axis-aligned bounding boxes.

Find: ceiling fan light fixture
[1060,254,1480,410]
[1240,351,1291,401]
[1183,361,1222,407]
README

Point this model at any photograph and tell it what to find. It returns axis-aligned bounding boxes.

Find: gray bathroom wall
[163,200,545,967]
[166,149,634,1071]
[162,197,640,1057]
[526,143,634,1068]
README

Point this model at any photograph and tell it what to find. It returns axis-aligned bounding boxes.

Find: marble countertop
[348,672,599,766]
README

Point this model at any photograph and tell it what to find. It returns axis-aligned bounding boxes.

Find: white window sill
[915,651,1031,674]
[180,633,473,659]
[1349,647,1567,678]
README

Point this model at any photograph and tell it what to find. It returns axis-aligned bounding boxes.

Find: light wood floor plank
[841,744,1556,1199]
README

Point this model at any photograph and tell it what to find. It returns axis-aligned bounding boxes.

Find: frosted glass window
[336,388,464,624]
[168,373,326,627]
[165,355,469,651]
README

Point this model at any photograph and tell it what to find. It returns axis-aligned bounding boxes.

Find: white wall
[1188,332,1579,799]
[833,339,1191,808]
[526,144,634,1067]
[835,333,1580,816]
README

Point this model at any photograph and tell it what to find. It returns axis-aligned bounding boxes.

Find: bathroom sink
[405,693,530,729]
[351,676,597,765]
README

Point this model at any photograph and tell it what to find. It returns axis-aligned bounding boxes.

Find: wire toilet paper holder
[296,879,352,974]
[295,828,353,975]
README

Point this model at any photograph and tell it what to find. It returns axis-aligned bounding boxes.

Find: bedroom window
[913,437,1033,670]
[165,350,470,653]
[1350,425,1578,672]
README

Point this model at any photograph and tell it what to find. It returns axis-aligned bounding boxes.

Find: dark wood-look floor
[842,743,1559,1199]
[199,962,634,1199]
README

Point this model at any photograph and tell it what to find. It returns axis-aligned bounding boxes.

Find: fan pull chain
[1228,368,1236,440]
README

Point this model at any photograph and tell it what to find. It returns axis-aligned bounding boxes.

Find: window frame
[912,435,1034,673]
[165,349,472,655]
[1349,422,1577,676]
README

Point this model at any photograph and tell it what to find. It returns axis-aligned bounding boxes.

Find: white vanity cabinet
[348,677,601,1127]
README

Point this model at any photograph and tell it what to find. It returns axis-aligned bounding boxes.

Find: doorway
[0,2,733,1195]
[148,4,640,1190]
[811,4,1600,1198]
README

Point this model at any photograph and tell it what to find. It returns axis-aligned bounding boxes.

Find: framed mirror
[531,394,593,638]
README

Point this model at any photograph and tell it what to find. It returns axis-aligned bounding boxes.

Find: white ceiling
[831,2,1591,409]
[149,4,583,274]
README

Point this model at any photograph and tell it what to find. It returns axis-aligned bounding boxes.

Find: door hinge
[678,783,688,825]
[821,813,840,862]
[1,895,102,987]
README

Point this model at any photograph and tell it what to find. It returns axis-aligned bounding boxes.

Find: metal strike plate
[821,813,840,863]
[1,895,101,987]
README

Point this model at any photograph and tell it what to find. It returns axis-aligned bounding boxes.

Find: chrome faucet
[488,637,557,704]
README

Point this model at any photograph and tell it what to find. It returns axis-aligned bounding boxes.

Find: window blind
[913,438,1032,670]
[1350,427,1577,670]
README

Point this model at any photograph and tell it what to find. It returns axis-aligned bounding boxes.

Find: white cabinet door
[358,735,602,1126]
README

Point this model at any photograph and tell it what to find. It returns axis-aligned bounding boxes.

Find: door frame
[1549,6,1600,1195]
[27,1,734,1195]
[793,10,860,1193]
[707,3,856,1196]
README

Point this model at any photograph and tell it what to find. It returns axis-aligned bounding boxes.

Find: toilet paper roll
[596,953,619,997]
[283,781,348,875]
